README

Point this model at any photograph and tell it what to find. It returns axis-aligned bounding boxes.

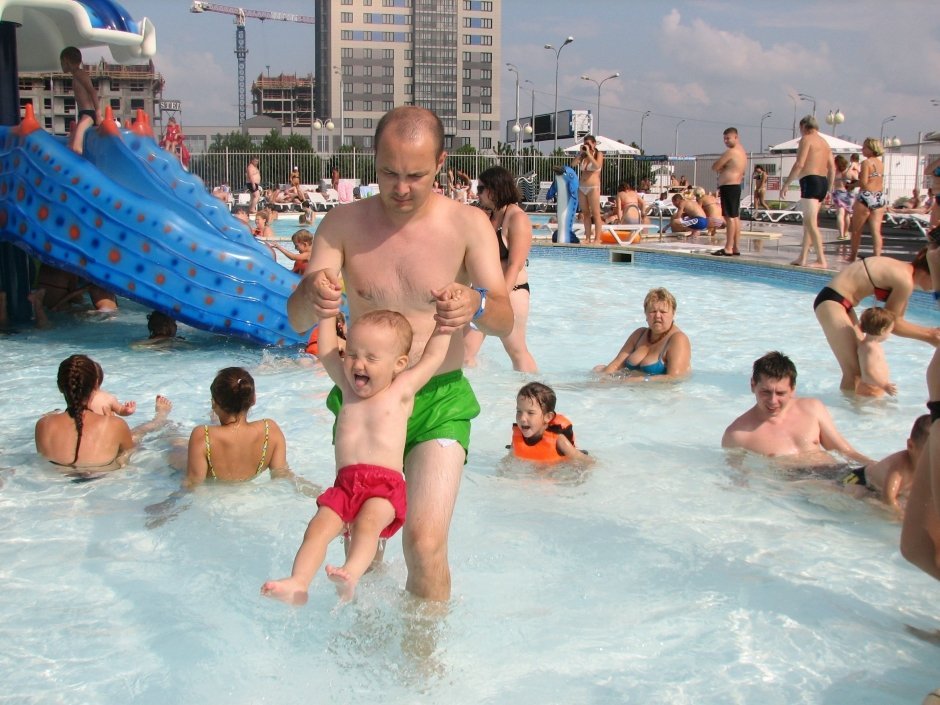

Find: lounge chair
[741,200,803,224]
[599,223,659,245]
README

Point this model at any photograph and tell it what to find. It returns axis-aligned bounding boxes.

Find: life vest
[292,259,307,276]
[510,414,575,464]
[306,325,320,355]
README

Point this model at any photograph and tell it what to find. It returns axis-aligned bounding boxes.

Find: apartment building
[250,73,315,130]
[313,0,500,152]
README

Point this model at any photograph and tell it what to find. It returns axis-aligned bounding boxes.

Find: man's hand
[432,284,477,334]
[309,269,343,320]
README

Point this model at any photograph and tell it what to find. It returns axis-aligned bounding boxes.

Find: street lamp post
[312,117,335,153]
[798,92,816,118]
[507,63,521,152]
[674,119,685,157]
[825,108,845,136]
[640,110,651,153]
[580,72,619,135]
[759,111,772,153]
[544,35,574,153]
[524,79,536,152]
[787,91,798,138]
[333,65,344,149]
[880,115,896,145]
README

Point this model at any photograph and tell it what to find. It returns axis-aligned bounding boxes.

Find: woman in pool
[846,138,887,262]
[35,354,172,473]
[593,287,691,381]
[182,367,289,487]
[572,135,604,244]
[814,248,940,392]
[463,165,538,372]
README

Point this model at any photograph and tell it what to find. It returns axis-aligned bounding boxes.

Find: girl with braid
[35,354,171,475]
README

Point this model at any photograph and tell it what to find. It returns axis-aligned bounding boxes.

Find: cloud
[154,49,234,125]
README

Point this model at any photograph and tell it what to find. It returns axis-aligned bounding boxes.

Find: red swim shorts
[316,464,407,538]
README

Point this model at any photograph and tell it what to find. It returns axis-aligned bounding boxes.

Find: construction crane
[190,1,316,125]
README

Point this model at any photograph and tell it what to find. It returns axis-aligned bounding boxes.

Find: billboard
[507,111,579,143]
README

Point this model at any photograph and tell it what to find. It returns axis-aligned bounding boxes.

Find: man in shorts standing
[245,157,261,215]
[711,127,746,256]
[288,106,512,601]
[780,116,835,269]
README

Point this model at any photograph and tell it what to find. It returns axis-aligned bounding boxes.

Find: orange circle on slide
[108,249,121,263]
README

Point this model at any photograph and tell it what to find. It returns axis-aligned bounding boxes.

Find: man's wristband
[472,287,488,320]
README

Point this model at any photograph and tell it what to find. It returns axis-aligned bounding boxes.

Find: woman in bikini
[572,135,604,244]
[926,156,940,229]
[463,166,538,372]
[183,367,289,487]
[615,181,647,225]
[593,287,691,382]
[814,249,939,391]
[847,138,887,261]
[831,155,856,241]
[35,354,171,476]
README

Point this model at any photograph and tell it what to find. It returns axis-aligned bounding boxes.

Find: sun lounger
[599,224,658,245]
[742,203,803,224]
[738,229,782,252]
[885,211,930,236]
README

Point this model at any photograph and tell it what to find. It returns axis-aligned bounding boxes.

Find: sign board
[160,100,182,112]
[571,109,592,139]
[517,109,584,143]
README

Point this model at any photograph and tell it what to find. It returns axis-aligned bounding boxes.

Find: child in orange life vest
[511,382,591,464]
[275,229,313,276]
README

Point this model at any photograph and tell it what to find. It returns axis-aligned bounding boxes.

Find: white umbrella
[564,134,640,155]
[769,133,862,154]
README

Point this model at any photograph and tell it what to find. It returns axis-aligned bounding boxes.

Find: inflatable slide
[0,108,307,346]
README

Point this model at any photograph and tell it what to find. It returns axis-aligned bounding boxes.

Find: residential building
[313,0,500,152]
[250,73,315,130]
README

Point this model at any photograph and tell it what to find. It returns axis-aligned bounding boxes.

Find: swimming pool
[2,248,939,704]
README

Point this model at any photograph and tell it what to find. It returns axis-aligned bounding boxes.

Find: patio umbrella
[769,133,862,154]
[563,135,640,155]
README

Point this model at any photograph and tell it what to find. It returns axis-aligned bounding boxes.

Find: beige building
[251,73,315,131]
[313,0,500,152]
[17,59,163,136]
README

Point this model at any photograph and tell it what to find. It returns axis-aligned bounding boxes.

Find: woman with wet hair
[35,354,171,474]
[183,367,289,487]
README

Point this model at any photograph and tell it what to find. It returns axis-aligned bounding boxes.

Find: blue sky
[97,1,939,155]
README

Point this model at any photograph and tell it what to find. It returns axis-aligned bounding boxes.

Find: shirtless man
[711,127,746,256]
[669,193,708,236]
[59,47,99,155]
[780,116,835,269]
[245,157,261,215]
[722,351,872,467]
[287,106,512,601]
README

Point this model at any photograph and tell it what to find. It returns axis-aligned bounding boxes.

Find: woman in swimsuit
[183,367,288,487]
[35,354,172,475]
[814,250,938,391]
[926,156,940,229]
[615,181,647,225]
[572,135,604,244]
[463,166,538,372]
[847,138,887,261]
[831,155,855,241]
[694,188,725,241]
[593,287,691,381]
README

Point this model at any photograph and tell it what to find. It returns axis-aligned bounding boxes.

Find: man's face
[723,132,738,148]
[375,131,445,216]
[750,375,795,416]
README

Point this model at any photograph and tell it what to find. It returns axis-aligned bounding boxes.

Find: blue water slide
[0,117,307,346]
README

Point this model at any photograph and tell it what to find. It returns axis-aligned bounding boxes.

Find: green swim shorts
[325,369,480,463]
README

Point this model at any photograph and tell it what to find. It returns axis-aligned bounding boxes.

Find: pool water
[2,250,940,704]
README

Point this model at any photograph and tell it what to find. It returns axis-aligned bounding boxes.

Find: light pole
[759,111,772,153]
[825,108,845,136]
[312,117,334,153]
[333,65,344,149]
[524,79,536,152]
[880,115,896,145]
[507,63,521,152]
[544,35,574,153]
[580,72,619,135]
[787,91,798,138]
[674,119,685,156]
[640,110,651,153]
[798,92,816,118]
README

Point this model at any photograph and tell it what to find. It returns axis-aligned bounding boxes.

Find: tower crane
[190,1,316,125]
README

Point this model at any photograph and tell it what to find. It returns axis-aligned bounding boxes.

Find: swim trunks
[317,464,407,538]
[840,466,868,488]
[831,189,855,211]
[813,286,853,313]
[327,369,480,462]
[928,400,940,423]
[799,175,828,201]
[245,182,260,193]
[680,216,709,231]
[718,184,742,218]
[77,109,98,126]
[857,190,886,210]
[512,282,530,293]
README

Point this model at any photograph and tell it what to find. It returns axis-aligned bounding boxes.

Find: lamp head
[325,120,335,130]
[563,36,574,45]
[312,119,322,130]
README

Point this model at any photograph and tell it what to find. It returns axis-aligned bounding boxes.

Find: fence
[187,143,939,206]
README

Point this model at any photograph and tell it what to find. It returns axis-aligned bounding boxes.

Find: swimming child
[856,307,897,397]
[262,301,453,604]
[59,46,99,155]
[510,382,592,465]
[35,354,171,473]
[86,359,136,417]
[842,414,930,513]
[274,229,313,276]
[132,310,183,349]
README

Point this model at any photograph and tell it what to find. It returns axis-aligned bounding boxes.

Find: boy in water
[510,382,592,465]
[856,307,897,397]
[262,293,453,604]
[842,414,930,513]
[59,47,99,155]
[274,229,313,276]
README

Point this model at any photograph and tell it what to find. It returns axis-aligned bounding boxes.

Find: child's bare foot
[261,577,309,605]
[326,564,358,602]
[27,289,50,328]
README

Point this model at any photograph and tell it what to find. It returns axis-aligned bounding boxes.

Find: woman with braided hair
[35,354,171,474]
